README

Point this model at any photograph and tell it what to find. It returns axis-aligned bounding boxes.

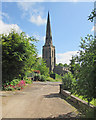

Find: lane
[2,82,79,118]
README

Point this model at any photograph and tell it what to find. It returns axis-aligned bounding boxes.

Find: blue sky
[0,1,94,64]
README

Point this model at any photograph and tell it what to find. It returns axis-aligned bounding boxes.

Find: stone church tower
[42,12,56,72]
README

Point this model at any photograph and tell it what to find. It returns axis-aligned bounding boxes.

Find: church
[42,12,69,75]
[42,12,56,72]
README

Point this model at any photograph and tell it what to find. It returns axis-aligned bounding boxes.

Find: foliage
[88,9,96,22]
[58,63,64,67]
[4,80,26,91]
[84,109,96,118]
[69,56,76,75]
[34,74,41,81]
[55,73,62,82]
[10,79,20,86]
[63,63,69,67]
[69,56,80,78]
[55,73,62,80]
[24,77,32,84]
[62,72,76,91]
[46,76,62,82]
[57,63,69,67]
[40,75,46,81]
[34,74,46,81]
[33,57,49,77]
[74,35,96,103]
[46,77,55,82]
[1,31,37,83]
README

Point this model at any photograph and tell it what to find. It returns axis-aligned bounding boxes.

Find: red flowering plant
[15,80,26,90]
[4,79,26,91]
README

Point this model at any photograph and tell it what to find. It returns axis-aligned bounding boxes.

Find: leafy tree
[69,56,80,78]
[58,63,64,67]
[69,56,76,75]
[1,31,37,84]
[33,57,49,77]
[63,63,69,67]
[75,34,96,103]
[88,9,96,22]
[62,72,76,91]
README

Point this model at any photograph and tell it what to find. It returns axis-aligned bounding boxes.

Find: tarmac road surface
[2,82,79,118]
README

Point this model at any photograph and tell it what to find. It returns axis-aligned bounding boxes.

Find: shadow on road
[44,93,60,98]
[43,93,87,118]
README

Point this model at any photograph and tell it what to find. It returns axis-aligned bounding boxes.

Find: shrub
[24,77,32,84]
[40,75,46,81]
[33,74,46,82]
[34,74,41,81]
[4,80,26,91]
[4,85,15,91]
[10,79,20,86]
[55,73,62,80]
[62,72,76,91]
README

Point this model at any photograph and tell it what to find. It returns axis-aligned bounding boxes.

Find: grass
[46,73,62,82]
[46,77,62,82]
[73,94,96,106]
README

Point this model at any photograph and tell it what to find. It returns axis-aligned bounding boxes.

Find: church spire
[45,11,52,45]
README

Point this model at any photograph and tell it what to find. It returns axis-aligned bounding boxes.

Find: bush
[55,73,62,80]
[3,80,26,91]
[62,72,76,91]
[34,74,41,81]
[24,77,32,84]
[84,108,96,118]
[34,74,46,82]
[40,75,46,81]
[4,85,15,91]
[46,77,55,82]
[10,79,20,86]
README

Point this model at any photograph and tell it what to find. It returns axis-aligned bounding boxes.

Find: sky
[0,1,95,64]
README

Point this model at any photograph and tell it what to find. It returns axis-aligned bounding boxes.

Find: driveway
[2,82,79,118]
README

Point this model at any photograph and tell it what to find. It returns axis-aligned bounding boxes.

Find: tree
[33,57,49,77]
[1,31,37,83]
[58,63,64,67]
[88,9,96,22]
[69,56,80,78]
[63,63,69,67]
[69,56,76,75]
[75,34,96,103]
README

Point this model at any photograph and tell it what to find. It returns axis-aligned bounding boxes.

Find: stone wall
[59,84,96,112]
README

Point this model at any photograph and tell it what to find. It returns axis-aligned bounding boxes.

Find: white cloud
[56,51,79,65]
[0,12,10,20]
[17,2,36,11]
[32,33,45,42]
[91,25,96,32]
[38,54,42,58]
[91,26,94,32]
[30,15,46,26]
[17,2,46,26]
[0,20,22,35]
